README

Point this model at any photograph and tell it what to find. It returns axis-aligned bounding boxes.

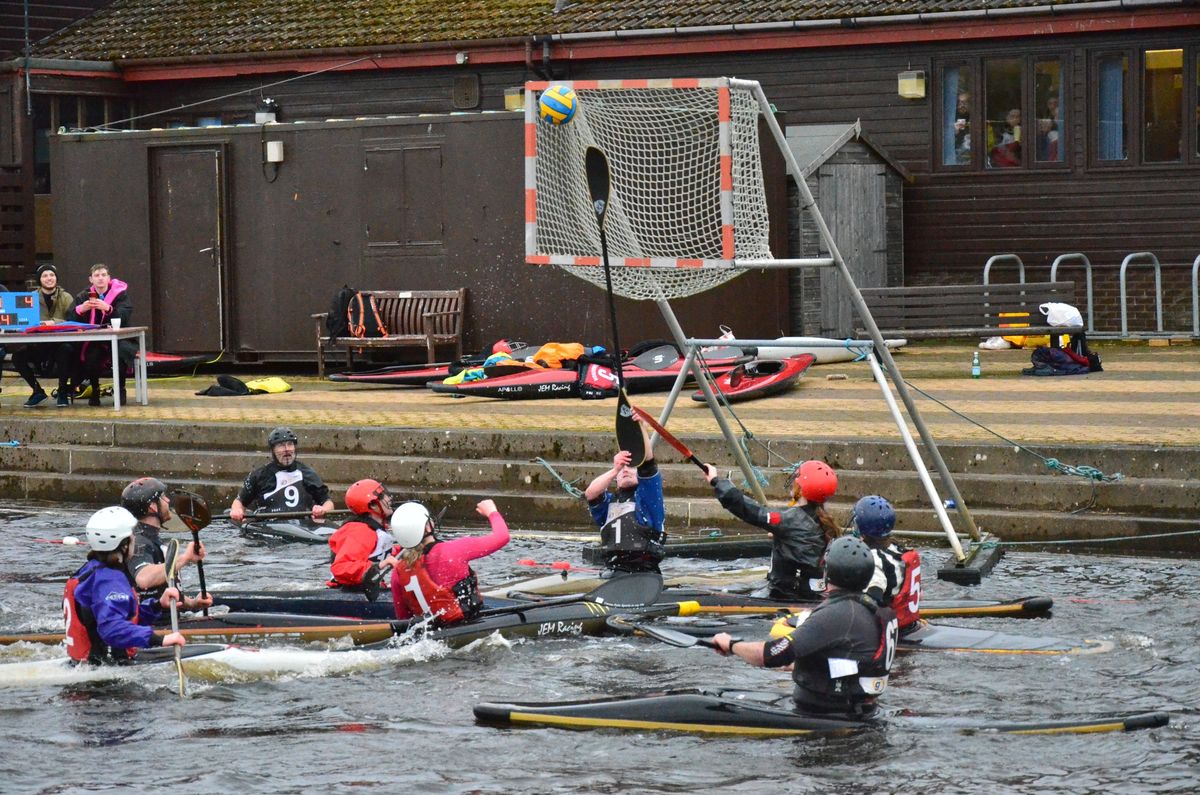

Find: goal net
[525,78,774,300]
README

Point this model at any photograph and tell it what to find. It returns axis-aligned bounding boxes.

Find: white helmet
[390,502,432,549]
[85,506,138,552]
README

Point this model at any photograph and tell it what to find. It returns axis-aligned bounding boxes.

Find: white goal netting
[525,78,774,300]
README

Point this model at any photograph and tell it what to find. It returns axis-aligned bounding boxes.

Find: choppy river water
[0,505,1196,794]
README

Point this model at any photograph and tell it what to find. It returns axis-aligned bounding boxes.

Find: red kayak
[691,354,815,403]
[328,343,542,385]
[429,345,748,400]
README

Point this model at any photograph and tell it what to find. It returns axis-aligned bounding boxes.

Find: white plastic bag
[1039,302,1083,328]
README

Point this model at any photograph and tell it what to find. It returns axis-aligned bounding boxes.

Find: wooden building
[5,1,1197,357]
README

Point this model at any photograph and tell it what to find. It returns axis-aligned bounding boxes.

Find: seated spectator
[12,264,75,408]
[989,108,1021,168]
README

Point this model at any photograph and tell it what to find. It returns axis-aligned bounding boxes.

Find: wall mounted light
[897,70,926,100]
[255,97,279,124]
[455,51,469,65]
[265,140,284,163]
[504,87,524,112]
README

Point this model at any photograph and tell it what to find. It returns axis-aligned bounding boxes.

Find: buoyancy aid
[327,516,393,588]
[771,593,897,715]
[598,499,664,572]
[869,544,922,629]
[392,542,483,624]
[63,561,138,665]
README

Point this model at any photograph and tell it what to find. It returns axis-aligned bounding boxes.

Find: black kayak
[607,614,1111,656]
[583,535,772,563]
[659,589,1054,619]
[474,687,1169,736]
[211,589,520,621]
[239,519,334,544]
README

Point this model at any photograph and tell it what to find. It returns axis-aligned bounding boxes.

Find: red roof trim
[119,8,1194,83]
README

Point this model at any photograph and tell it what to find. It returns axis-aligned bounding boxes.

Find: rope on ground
[901,378,1124,483]
[532,457,585,500]
[972,528,1200,547]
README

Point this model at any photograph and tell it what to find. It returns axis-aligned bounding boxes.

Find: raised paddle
[629,406,708,472]
[163,539,186,698]
[171,490,211,616]
[585,145,646,467]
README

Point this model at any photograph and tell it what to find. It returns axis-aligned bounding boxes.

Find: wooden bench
[313,288,466,378]
[856,281,1083,342]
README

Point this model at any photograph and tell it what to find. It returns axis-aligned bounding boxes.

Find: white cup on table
[110,318,122,329]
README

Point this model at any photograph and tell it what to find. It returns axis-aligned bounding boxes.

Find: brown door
[150,146,225,352]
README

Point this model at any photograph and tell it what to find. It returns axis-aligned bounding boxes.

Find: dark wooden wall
[51,115,790,360]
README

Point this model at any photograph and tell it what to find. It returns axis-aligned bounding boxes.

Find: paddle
[606,614,740,650]
[361,505,449,603]
[171,490,211,617]
[516,559,602,574]
[629,406,708,472]
[163,539,186,697]
[585,145,645,467]
[222,508,352,522]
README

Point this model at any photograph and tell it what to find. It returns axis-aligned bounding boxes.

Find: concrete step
[1,417,1193,479]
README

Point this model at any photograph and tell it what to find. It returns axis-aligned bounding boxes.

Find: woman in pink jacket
[386,499,510,624]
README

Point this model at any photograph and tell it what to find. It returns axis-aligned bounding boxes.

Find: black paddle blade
[586,572,663,608]
[585,146,611,228]
[164,538,181,585]
[362,564,389,603]
[171,490,211,532]
[616,392,646,467]
[606,615,717,649]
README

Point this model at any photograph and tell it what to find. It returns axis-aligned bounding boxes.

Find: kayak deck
[475,687,1168,736]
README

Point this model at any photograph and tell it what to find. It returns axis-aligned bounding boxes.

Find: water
[1,505,1197,794]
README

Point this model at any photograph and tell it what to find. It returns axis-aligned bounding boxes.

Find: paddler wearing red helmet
[700,459,841,601]
[327,478,396,588]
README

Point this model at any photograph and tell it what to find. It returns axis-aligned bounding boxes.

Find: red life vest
[392,551,480,625]
[891,548,922,628]
[63,563,139,664]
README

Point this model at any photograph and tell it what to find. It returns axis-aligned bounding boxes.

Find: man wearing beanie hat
[10,263,74,407]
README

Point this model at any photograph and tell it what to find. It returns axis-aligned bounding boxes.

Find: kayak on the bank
[328,343,542,385]
[691,354,815,404]
[474,687,1167,737]
[749,336,908,364]
[607,613,1109,655]
[428,345,748,400]
[140,351,214,374]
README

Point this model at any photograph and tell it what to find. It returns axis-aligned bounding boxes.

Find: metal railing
[1049,253,1095,334]
[1119,252,1165,337]
[982,254,1025,285]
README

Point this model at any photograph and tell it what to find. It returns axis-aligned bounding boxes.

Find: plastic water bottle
[971,351,981,379]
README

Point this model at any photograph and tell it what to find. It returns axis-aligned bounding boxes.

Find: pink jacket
[390,511,510,620]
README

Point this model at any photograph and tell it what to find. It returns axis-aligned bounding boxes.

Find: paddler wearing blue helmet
[851,495,922,633]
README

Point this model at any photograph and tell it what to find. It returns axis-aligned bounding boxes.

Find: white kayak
[752,336,907,364]
[483,566,770,599]
[0,641,435,689]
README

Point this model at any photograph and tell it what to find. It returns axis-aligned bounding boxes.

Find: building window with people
[1093,47,1198,167]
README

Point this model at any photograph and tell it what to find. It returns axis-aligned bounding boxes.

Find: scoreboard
[0,292,38,331]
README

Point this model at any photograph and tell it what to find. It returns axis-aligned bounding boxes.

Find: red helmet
[794,460,837,504]
[345,479,389,514]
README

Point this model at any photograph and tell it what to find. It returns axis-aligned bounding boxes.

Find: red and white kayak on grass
[692,353,815,403]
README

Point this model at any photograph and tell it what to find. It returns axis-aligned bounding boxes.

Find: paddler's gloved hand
[159,587,182,609]
[183,593,214,611]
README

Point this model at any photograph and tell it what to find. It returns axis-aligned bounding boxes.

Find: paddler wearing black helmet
[711,536,900,719]
[228,427,334,523]
[121,476,211,608]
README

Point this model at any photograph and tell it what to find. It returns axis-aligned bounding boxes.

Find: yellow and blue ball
[538,84,577,126]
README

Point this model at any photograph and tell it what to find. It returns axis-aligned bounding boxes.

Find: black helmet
[120,477,169,518]
[824,536,875,591]
[267,427,298,449]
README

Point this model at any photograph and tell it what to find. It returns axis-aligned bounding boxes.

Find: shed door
[819,164,887,337]
[150,147,225,352]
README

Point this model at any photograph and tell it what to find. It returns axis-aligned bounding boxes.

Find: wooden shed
[785,122,910,338]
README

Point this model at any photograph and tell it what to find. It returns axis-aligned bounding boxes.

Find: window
[1093,47,1198,167]
[1143,49,1183,163]
[940,65,973,166]
[985,59,1023,169]
[938,55,1067,171]
[31,94,135,193]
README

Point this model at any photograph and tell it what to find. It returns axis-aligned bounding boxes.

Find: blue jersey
[588,469,665,540]
[67,559,162,655]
